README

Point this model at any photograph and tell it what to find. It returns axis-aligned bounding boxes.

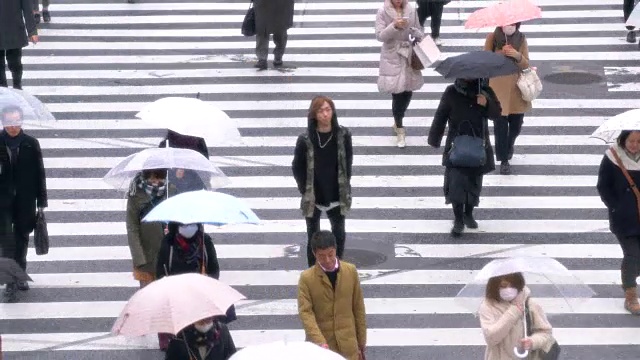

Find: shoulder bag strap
[610,147,640,222]
[524,298,533,337]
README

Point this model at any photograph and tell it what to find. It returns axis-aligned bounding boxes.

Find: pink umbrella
[464,0,542,29]
[111,273,246,336]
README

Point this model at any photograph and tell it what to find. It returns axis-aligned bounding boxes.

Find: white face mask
[502,25,517,36]
[178,224,199,238]
[499,287,519,302]
[194,321,214,333]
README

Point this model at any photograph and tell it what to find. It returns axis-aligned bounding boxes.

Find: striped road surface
[1,0,639,359]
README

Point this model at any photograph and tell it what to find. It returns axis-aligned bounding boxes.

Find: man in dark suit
[0,0,38,89]
[0,105,47,301]
[253,0,295,70]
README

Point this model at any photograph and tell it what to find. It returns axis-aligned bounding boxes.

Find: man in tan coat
[297,230,367,360]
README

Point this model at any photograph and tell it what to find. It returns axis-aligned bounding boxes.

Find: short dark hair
[618,130,640,148]
[485,272,525,302]
[2,105,23,118]
[142,169,167,180]
[310,230,336,252]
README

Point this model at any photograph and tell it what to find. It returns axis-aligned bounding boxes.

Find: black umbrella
[435,51,520,80]
[0,258,32,285]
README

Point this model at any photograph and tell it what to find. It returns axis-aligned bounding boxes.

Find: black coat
[597,153,640,237]
[0,132,47,233]
[427,84,502,175]
[0,0,37,50]
[254,0,295,35]
[166,323,236,360]
[156,231,220,280]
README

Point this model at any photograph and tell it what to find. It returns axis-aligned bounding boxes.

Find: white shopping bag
[413,35,442,68]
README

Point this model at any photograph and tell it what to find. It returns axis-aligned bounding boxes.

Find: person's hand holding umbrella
[502,44,522,62]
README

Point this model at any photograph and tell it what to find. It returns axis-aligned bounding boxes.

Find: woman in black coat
[159,130,210,193]
[597,130,640,315]
[427,78,502,237]
[0,0,38,89]
[166,318,236,360]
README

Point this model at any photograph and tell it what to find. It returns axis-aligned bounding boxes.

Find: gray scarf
[492,26,525,51]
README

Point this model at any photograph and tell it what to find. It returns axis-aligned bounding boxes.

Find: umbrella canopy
[590,108,640,143]
[434,51,520,80]
[0,258,33,285]
[465,0,542,29]
[136,97,242,146]
[626,5,640,27]
[142,190,260,226]
[102,147,230,191]
[111,273,245,336]
[229,341,347,360]
[0,88,56,123]
[455,256,596,314]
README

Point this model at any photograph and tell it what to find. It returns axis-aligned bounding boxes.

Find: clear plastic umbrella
[102,147,230,191]
[136,97,242,146]
[590,108,640,143]
[0,87,56,123]
[229,341,346,360]
[455,257,596,358]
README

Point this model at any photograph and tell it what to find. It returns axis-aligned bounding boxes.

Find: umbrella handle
[513,347,529,358]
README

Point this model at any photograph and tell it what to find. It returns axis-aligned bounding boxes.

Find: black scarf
[492,25,524,51]
[453,78,490,98]
[1,130,25,170]
[181,323,220,352]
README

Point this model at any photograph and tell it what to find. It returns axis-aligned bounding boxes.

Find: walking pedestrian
[596,130,640,315]
[484,23,531,175]
[292,96,353,267]
[253,0,295,70]
[416,0,450,45]
[427,78,501,237]
[0,0,38,90]
[165,317,237,360]
[376,0,425,148]
[159,130,209,193]
[624,0,638,44]
[479,272,555,360]
[0,106,47,302]
[32,0,51,24]
[297,231,367,360]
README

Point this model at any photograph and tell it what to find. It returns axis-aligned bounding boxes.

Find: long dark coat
[0,0,37,50]
[254,0,295,35]
[0,132,47,233]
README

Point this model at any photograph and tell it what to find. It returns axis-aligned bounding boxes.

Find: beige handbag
[517,67,543,102]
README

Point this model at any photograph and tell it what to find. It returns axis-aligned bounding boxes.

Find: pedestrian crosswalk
[2,0,639,359]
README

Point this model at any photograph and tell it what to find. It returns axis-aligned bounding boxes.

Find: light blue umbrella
[142,190,260,226]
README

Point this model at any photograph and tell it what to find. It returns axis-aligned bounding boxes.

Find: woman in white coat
[375,0,424,148]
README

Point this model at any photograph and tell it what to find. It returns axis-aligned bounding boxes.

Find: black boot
[463,204,478,229]
[451,203,464,237]
[254,59,268,70]
[3,283,17,303]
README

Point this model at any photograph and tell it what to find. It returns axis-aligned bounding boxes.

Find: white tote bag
[413,35,442,68]
[517,67,542,102]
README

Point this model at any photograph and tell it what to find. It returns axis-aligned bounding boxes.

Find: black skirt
[443,167,484,206]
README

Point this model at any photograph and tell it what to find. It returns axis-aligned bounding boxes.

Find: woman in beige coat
[479,272,555,360]
[484,23,531,175]
[375,0,424,148]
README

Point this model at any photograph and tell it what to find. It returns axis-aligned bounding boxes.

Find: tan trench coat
[479,287,555,360]
[484,32,532,116]
[297,261,367,360]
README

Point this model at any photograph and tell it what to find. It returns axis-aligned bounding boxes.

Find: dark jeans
[391,91,413,128]
[256,31,288,62]
[624,0,636,31]
[494,113,524,162]
[0,49,23,89]
[33,0,50,9]
[305,206,345,267]
[417,0,444,38]
[616,234,640,289]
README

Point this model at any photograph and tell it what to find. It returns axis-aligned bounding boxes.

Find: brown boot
[624,287,640,315]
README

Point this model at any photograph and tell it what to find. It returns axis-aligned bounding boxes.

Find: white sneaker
[434,37,443,46]
[396,128,406,148]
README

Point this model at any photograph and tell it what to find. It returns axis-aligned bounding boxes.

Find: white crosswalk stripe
[1,0,637,359]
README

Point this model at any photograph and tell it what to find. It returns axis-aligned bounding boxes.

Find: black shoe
[463,214,478,229]
[43,10,51,23]
[34,13,41,24]
[273,59,283,68]
[4,283,17,303]
[127,0,135,3]
[254,60,268,70]
[499,161,511,175]
[450,220,464,237]
[17,281,29,291]
[627,31,637,44]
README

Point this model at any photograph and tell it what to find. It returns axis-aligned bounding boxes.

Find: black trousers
[417,1,445,38]
[0,48,23,89]
[616,234,640,289]
[494,113,524,162]
[391,91,413,128]
[305,206,345,267]
[0,224,30,273]
[624,0,636,31]
[256,31,288,62]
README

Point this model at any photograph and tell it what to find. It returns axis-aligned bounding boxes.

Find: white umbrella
[229,341,346,360]
[102,147,229,191]
[136,97,242,146]
[590,108,640,143]
[626,5,640,27]
[0,87,56,123]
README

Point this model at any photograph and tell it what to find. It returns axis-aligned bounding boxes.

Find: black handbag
[447,120,486,168]
[241,1,256,37]
[525,299,561,360]
[34,210,49,255]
